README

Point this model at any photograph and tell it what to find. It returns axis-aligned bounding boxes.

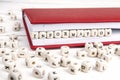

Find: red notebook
[22,8,120,50]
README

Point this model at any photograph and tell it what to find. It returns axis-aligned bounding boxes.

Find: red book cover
[22,8,120,50]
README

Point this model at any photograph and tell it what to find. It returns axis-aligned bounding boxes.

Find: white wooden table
[0,0,120,80]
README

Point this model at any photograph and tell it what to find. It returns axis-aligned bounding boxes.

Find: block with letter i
[23,8,120,50]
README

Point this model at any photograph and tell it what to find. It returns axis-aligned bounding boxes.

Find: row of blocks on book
[31,28,112,39]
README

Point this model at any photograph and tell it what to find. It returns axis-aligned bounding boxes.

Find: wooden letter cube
[95,59,107,72]
[107,44,117,52]
[54,31,61,38]
[97,47,107,58]
[10,50,18,61]
[76,30,84,37]
[10,15,17,20]
[101,54,112,62]
[62,30,69,38]
[47,31,54,39]
[48,57,61,68]
[85,42,93,51]
[81,61,93,73]
[91,29,98,37]
[2,53,12,64]
[0,26,5,33]
[48,71,60,80]
[32,65,46,78]
[60,46,70,57]
[25,55,38,68]
[60,57,71,67]
[18,47,28,58]
[69,30,77,38]
[9,40,18,49]
[104,28,112,36]
[68,62,80,75]
[9,34,18,40]
[39,31,46,39]
[8,70,22,80]
[106,48,115,55]
[97,29,105,37]
[43,51,53,62]
[87,47,97,57]
[4,60,16,72]
[94,42,103,49]
[76,50,87,59]
[31,32,38,39]
[35,47,46,58]
[13,22,21,31]
[0,48,6,57]
[115,47,120,56]
[84,29,91,37]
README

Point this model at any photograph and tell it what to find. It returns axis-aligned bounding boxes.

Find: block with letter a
[22,8,120,50]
